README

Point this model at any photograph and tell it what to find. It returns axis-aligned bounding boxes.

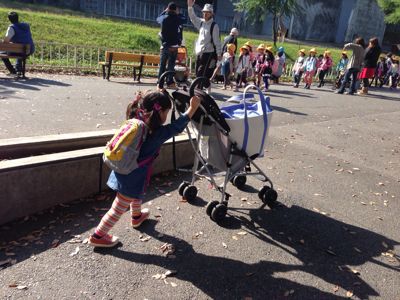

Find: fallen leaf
[382,241,388,248]
[360,202,367,205]
[232,236,238,240]
[17,285,28,290]
[156,206,162,210]
[139,236,151,242]
[69,246,80,257]
[170,282,178,287]
[5,252,16,256]
[152,274,162,279]
[237,231,247,236]
[350,269,360,275]
[333,285,339,292]
[51,239,60,248]
[164,270,177,277]
[353,247,362,253]
[8,283,18,288]
[378,182,385,186]
[241,197,248,202]
[0,259,11,267]
[245,272,255,277]
[325,249,337,256]
[346,290,353,298]
[222,242,227,248]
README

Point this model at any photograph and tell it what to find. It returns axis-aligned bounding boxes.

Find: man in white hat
[187,0,222,92]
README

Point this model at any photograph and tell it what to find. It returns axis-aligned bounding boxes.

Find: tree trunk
[272,14,277,47]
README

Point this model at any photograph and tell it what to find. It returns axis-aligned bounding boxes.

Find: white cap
[230,28,239,36]
[202,4,213,13]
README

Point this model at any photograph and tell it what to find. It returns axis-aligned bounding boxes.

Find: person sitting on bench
[1,11,35,76]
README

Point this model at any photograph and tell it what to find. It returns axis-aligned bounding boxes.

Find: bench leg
[137,66,143,83]
[102,65,106,79]
[107,64,112,81]
[133,67,137,81]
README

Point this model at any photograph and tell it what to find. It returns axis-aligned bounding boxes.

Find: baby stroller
[161,74,277,223]
[174,46,189,86]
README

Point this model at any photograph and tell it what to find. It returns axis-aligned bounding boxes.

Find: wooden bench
[0,42,30,78]
[99,51,160,82]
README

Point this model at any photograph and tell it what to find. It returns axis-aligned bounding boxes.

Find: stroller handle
[158,71,176,89]
[189,77,210,97]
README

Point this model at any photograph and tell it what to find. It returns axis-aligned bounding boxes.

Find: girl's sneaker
[131,208,150,228]
[88,234,119,248]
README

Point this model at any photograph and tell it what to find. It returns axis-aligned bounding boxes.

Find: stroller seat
[172,89,230,134]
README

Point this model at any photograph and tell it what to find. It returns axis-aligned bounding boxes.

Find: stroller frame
[175,79,277,223]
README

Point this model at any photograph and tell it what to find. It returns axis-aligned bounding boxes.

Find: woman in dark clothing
[358,37,381,95]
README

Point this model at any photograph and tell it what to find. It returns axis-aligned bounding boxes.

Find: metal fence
[12,41,339,80]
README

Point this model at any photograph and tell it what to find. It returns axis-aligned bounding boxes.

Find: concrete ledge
[0,130,114,159]
[0,134,194,225]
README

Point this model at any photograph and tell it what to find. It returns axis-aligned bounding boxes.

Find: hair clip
[153,103,162,111]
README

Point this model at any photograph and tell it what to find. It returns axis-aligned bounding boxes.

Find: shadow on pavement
[0,77,71,91]
[98,202,397,299]
[1,174,398,299]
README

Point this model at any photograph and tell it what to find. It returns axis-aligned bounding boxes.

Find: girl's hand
[187,0,195,7]
[187,95,201,119]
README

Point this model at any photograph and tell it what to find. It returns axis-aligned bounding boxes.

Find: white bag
[220,85,273,158]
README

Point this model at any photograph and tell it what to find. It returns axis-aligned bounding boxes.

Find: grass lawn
[0,0,345,65]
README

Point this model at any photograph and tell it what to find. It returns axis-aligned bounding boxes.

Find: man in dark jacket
[2,11,35,76]
[156,2,187,88]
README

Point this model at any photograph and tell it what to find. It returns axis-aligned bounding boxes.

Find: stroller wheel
[183,185,198,202]
[232,176,246,189]
[259,186,278,206]
[178,181,190,196]
[211,204,227,223]
[206,200,219,216]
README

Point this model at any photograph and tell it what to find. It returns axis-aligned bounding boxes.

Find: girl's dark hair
[355,37,365,48]
[126,91,171,132]
[369,37,379,47]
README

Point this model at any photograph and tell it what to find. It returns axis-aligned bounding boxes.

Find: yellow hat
[309,48,317,53]
[266,46,273,52]
[240,45,250,51]
[299,49,306,54]
[342,51,347,55]
[257,44,265,50]
[227,43,236,52]
[245,41,252,46]
[324,50,331,56]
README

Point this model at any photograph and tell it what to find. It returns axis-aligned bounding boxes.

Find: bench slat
[0,42,30,55]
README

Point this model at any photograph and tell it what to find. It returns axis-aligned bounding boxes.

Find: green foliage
[0,0,346,65]
[234,0,299,45]
[377,0,400,24]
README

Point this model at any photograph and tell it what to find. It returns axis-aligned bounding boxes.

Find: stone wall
[345,0,385,44]
[291,0,342,43]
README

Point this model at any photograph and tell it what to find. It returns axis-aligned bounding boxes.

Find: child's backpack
[103,119,148,175]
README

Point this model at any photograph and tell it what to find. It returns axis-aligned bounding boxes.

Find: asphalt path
[0,72,399,299]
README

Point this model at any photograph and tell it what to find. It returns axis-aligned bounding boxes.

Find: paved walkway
[0,72,399,299]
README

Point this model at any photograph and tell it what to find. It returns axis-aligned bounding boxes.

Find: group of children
[374,53,400,89]
[292,48,334,89]
[292,48,400,91]
[213,42,286,92]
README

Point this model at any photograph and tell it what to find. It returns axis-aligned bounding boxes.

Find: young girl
[303,48,317,89]
[234,45,251,91]
[317,50,333,87]
[292,49,305,87]
[389,57,399,89]
[89,91,201,247]
[374,55,387,87]
[271,48,286,84]
[254,44,266,87]
[260,46,275,91]
[335,51,348,89]
[220,43,236,90]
